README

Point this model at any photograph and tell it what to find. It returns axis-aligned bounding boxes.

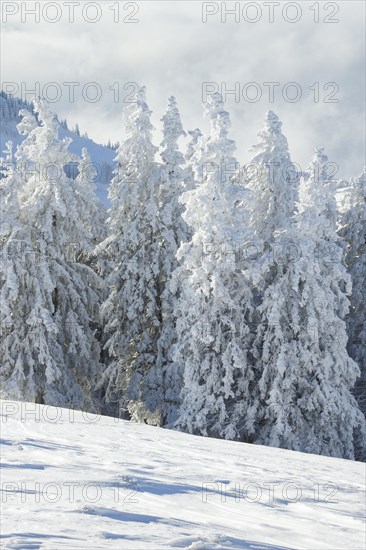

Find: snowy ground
[1,401,365,550]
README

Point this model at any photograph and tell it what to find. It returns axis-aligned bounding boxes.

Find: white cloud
[1,0,365,178]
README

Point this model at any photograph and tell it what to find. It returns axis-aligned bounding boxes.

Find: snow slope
[1,401,365,550]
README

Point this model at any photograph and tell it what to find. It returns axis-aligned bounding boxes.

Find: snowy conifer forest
[1,88,365,462]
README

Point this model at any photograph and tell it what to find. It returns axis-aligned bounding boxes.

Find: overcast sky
[1,0,365,179]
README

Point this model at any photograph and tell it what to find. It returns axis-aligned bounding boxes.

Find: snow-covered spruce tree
[0,100,101,409]
[247,111,299,245]
[339,169,366,418]
[74,148,107,296]
[99,87,164,423]
[185,128,202,190]
[75,148,107,246]
[247,111,300,412]
[0,109,59,404]
[153,96,190,426]
[172,93,258,441]
[73,148,106,403]
[252,149,365,459]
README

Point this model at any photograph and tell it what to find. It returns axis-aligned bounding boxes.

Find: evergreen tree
[247,111,301,427]
[185,128,202,190]
[252,150,365,459]
[340,170,366,418]
[99,87,162,423]
[247,111,299,245]
[75,147,107,247]
[155,96,189,426]
[173,93,258,440]
[0,100,101,409]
